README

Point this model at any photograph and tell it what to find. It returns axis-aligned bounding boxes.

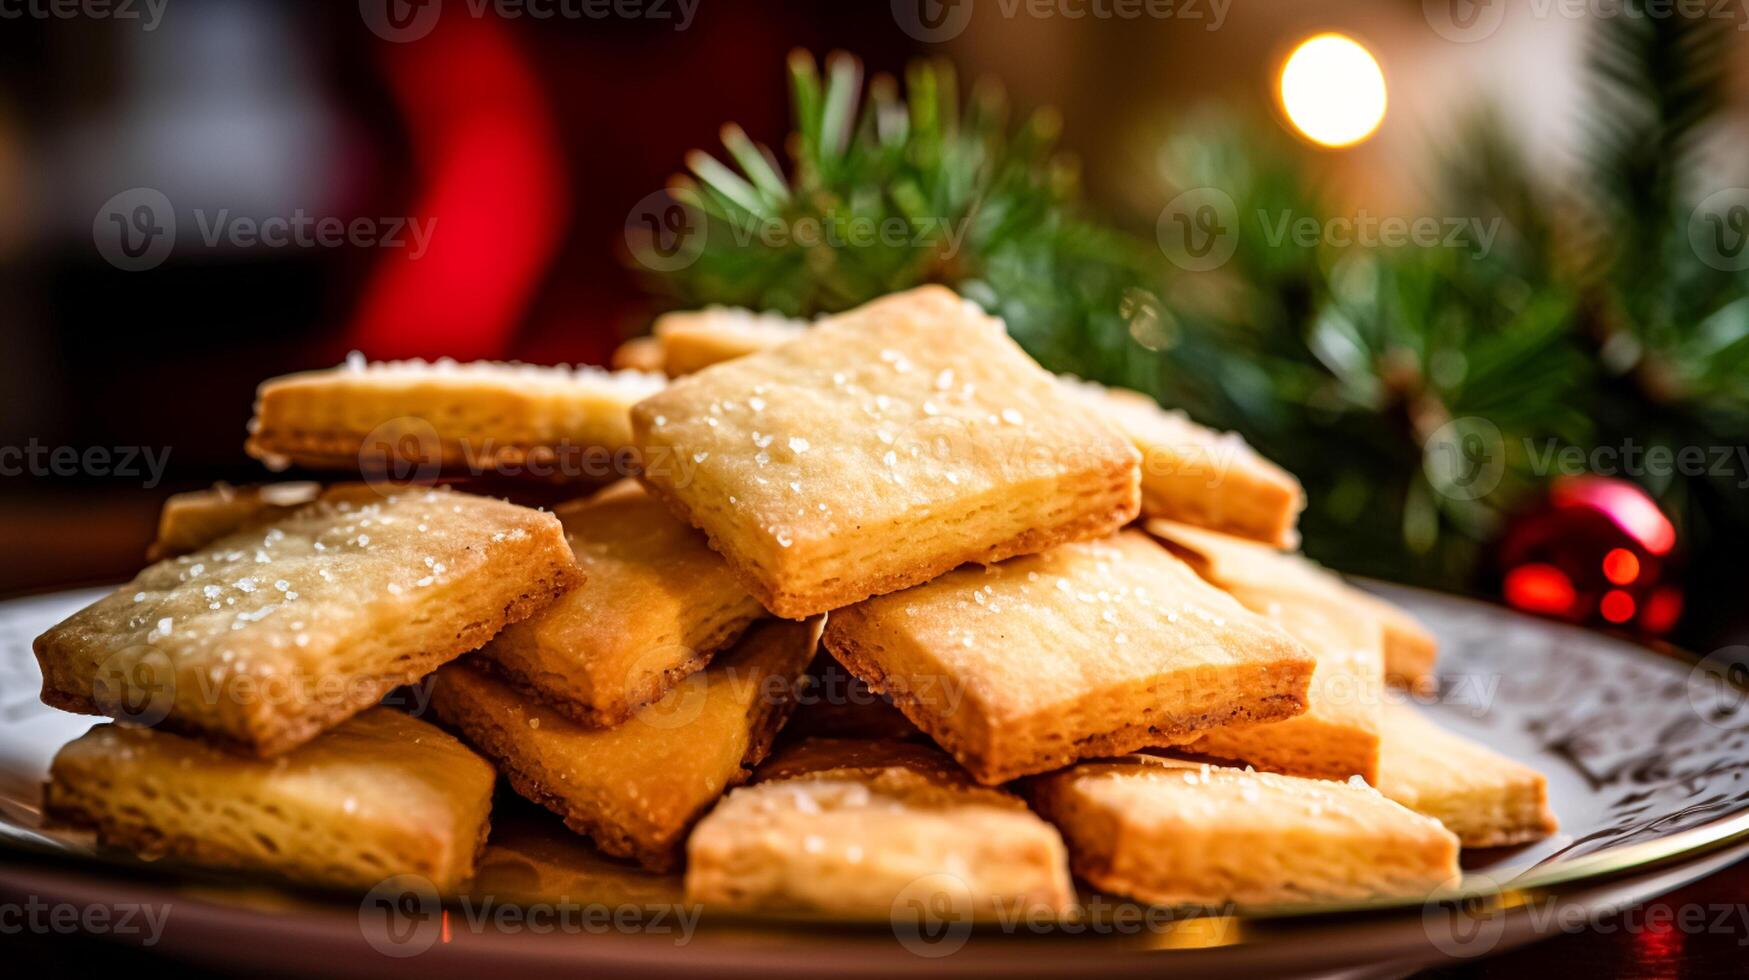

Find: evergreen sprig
[646,51,1160,378]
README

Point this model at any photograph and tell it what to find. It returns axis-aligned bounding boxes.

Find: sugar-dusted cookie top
[631,286,1139,617]
[1025,755,1460,907]
[1064,377,1304,547]
[35,486,579,755]
[824,530,1315,783]
[688,737,1073,919]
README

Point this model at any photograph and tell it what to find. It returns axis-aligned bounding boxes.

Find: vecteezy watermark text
[0,896,171,945]
[1157,189,1503,272]
[358,875,699,958]
[892,0,1230,44]
[191,209,436,259]
[621,189,979,274]
[0,440,172,488]
[359,0,698,43]
[1422,416,1749,501]
[94,188,435,272]
[1424,0,1749,45]
[1526,438,1749,488]
[0,0,167,29]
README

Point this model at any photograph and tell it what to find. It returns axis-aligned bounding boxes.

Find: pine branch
[1581,2,1731,340]
[642,50,1160,377]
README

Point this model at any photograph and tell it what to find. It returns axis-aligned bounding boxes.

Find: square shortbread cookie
[471,802,685,906]
[1147,518,1438,693]
[147,482,321,562]
[686,737,1074,919]
[1067,379,1303,547]
[1025,756,1460,908]
[245,355,665,477]
[630,286,1141,618]
[45,708,495,893]
[1183,596,1384,783]
[429,618,818,872]
[35,486,580,756]
[653,307,807,376]
[1371,602,1440,695]
[823,530,1316,784]
[481,479,767,727]
[611,336,669,374]
[1149,521,1384,782]
[1376,703,1558,847]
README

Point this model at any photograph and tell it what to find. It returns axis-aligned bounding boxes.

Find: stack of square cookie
[33,284,1555,918]
[36,486,583,891]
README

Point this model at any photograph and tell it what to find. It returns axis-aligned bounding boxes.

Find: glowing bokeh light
[1602,548,1641,585]
[1601,589,1637,624]
[1504,563,1577,616]
[1279,33,1387,148]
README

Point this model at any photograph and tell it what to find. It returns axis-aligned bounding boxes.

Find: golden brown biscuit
[1376,703,1558,847]
[1184,597,1384,783]
[653,307,807,376]
[245,354,665,477]
[45,709,494,893]
[471,804,685,906]
[755,735,980,786]
[1370,600,1440,694]
[610,335,668,374]
[823,531,1316,784]
[1025,755,1460,908]
[147,482,322,562]
[632,286,1141,618]
[1067,379,1303,547]
[687,737,1074,919]
[35,487,580,756]
[1144,520,1384,781]
[480,480,767,726]
[429,618,818,872]
[1147,518,1439,693]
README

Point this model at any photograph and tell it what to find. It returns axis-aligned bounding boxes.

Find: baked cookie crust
[1025,755,1460,908]
[147,481,321,562]
[686,737,1073,919]
[1147,518,1439,694]
[823,531,1316,784]
[631,286,1141,618]
[245,355,664,477]
[1184,597,1384,783]
[1376,702,1558,847]
[653,307,807,376]
[430,617,819,872]
[1146,520,1385,782]
[35,486,580,756]
[1068,379,1303,547]
[481,480,767,727]
[44,709,495,893]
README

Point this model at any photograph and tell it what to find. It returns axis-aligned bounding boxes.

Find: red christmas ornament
[1497,476,1683,635]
